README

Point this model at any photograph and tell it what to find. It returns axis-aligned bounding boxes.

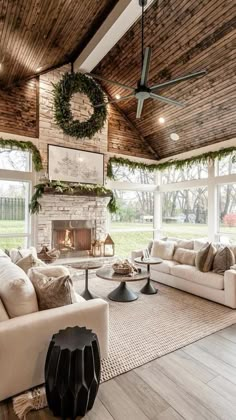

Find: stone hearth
[37,194,110,255]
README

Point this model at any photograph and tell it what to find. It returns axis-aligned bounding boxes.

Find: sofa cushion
[0,298,9,321]
[151,259,179,274]
[170,264,197,281]
[0,249,11,260]
[176,240,194,250]
[151,240,176,260]
[170,264,224,290]
[194,239,209,251]
[213,247,235,275]
[16,254,46,274]
[173,248,196,266]
[196,243,216,272]
[0,259,38,317]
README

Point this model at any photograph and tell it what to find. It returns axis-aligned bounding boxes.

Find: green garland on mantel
[107,146,236,178]
[29,180,118,214]
[0,137,43,171]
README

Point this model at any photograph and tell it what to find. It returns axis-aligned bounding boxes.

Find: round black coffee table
[45,326,100,419]
[70,261,103,300]
[96,266,148,302]
[134,256,162,295]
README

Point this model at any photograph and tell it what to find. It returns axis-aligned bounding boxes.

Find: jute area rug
[72,272,236,383]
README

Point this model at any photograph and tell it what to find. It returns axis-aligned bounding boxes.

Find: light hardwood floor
[2,324,236,420]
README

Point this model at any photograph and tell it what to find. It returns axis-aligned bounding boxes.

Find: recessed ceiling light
[170,133,180,141]
[36,66,43,72]
[159,117,165,124]
[115,94,121,100]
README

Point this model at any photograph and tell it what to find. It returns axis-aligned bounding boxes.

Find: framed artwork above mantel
[48,144,104,185]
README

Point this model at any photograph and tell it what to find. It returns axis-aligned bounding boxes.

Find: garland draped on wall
[107,146,236,178]
[0,137,43,171]
[29,180,118,214]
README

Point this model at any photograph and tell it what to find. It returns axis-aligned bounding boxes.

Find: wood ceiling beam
[74,0,155,73]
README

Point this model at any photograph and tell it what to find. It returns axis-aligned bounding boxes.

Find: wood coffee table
[134,257,163,295]
[69,261,103,300]
[96,267,148,302]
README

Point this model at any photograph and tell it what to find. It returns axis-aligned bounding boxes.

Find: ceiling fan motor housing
[139,0,148,6]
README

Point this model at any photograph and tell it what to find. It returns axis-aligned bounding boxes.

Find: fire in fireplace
[52,220,95,257]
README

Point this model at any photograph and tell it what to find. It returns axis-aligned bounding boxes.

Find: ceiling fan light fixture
[159,117,165,124]
[170,133,180,141]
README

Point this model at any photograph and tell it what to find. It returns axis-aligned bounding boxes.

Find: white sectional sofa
[132,238,236,309]
[0,252,109,401]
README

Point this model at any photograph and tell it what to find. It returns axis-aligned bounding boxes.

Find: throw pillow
[30,272,76,310]
[213,247,235,275]
[10,247,38,264]
[196,243,217,272]
[16,254,46,274]
[173,248,196,266]
[0,259,38,317]
[151,240,176,260]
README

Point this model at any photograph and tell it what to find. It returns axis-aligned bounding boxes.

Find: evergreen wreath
[29,180,118,215]
[53,72,107,139]
[107,146,236,179]
[0,137,43,171]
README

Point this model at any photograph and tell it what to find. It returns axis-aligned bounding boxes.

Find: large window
[111,190,154,257]
[218,183,236,243]
[162,187,208,239]
[109,151,236,256]
[0,148,33,249]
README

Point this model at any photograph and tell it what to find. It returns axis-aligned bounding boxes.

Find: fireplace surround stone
[37,194,110,256]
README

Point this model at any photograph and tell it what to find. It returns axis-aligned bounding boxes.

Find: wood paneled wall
[0,79,38,138]
[108,105,155,159]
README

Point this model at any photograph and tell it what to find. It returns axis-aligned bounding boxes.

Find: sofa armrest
[0,299,108,401]
[131,249,143,262]
[224,270,236,308]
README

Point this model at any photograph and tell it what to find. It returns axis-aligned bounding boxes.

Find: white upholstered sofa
[0,252,109,401]
[132,238,236,309]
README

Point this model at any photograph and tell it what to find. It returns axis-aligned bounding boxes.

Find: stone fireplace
[37,194,110,257]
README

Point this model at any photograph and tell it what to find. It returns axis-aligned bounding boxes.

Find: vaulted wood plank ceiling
[95,0,236,159]
[0,0,118,87]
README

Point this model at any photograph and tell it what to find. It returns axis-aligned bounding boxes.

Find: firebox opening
[52,220,95,257]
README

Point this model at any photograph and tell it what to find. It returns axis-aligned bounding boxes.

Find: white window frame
[159,161,236,242]
[0,155,35,247]
[108,156,236,244]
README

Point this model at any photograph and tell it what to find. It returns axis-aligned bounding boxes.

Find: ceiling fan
[87,0,207,119]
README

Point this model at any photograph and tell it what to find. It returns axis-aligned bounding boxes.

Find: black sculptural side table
[45,326,101,419]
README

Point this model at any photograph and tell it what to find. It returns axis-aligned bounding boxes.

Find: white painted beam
[74,0,155,73]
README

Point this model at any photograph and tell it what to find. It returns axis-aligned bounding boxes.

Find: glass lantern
[92,240,102,257]
[104,234,115,257]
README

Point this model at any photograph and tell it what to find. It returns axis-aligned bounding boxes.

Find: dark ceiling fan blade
[136,98,144,118]
[140,47,152,86]
[150,93,185,107]
[94,94,135,108]
[86,73,135,91]
[150,70,207,91]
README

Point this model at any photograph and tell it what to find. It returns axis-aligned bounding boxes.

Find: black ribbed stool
[45,326,100,419]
